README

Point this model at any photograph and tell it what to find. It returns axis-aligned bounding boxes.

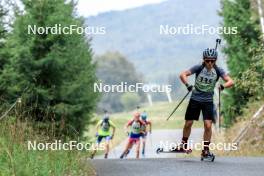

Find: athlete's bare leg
[203,120,212,141]
[120,139,133,158]
[183,120,193,138]
[135,140,140,159]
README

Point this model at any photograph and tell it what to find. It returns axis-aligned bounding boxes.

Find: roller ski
[200,150,215,162]
[156,147,192,154]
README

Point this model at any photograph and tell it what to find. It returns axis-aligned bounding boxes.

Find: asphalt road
[90,157,264,176]
[91,129,264,175]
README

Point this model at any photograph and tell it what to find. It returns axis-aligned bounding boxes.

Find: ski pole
[149,132,153,147]
[166,90,191,121]
[219,87,221,132]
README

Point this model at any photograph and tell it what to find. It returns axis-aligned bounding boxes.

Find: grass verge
[0,117,95,176]
[213,99,264,156]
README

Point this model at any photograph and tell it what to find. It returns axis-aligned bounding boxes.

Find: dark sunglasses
[204,60,216,64]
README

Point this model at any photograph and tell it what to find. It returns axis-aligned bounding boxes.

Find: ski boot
[142,148,145,157]
[120,149,131,159]
[120,153,124,159]
[124,149,130,157]
[201,150,215,162]
[104,153,108,159]
[90,153,95,159]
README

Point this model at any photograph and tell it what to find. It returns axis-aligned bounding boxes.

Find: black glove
[185,83,193,92]
[219,84,225,91]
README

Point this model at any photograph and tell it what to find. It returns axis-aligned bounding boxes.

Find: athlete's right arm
[180,70,194,91]
[179,70,192,85]
[124,120,132,135]
[95,120,102,136]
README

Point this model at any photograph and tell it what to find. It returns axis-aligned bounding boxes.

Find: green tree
[0,1,8,74]
[1,0,98,138]
[220,0,261,125]
[235,47,264,99]
[0,1,13,109]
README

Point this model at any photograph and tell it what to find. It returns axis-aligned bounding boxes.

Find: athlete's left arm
[140,120,147,134]
[221,74,234,88]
